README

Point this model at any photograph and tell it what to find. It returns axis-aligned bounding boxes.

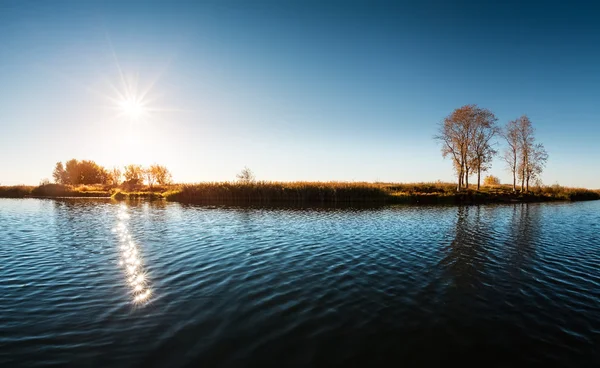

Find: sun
[97,46,183,125]
[119,97,146,120]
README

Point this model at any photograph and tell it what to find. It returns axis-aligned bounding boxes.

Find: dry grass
[31,184,111,197]
[532,184,600,201]
[1,181,598,204]
[164,181,390,204]
[164,181,600,204]
[0,185,34,198]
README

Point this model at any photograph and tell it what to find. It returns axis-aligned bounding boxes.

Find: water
[1,199,599,367]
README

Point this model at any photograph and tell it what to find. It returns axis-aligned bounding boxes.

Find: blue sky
[1,1,599,187]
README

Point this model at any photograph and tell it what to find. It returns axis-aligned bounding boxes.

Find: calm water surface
[1,199,599,367]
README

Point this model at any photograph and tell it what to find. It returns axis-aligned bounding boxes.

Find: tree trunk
[477,164,481,190]
[520,167,525,192]
[512,170,516,192]
[512,156,517,192]
[526,174,530,192]
[520,179,524,192]
[465,167,469,189]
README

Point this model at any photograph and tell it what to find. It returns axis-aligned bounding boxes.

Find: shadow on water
[401,205,500,364]
[440,206,490,293]
[401,204,544,365]
[507,203,540,276]
[175,201,393,212]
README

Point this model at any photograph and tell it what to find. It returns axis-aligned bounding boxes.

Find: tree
[524,143,548,191]
[504,115,548,193]
[108,167,122,186]
[435,105,496,191]
[143,168,156,188]
[65,159,81,185]
[78,160,108,184]
[150,164,172,185]
[123,164,143,185]
[52,162,68,184]
[468,108,499,190]
[58,159,107,185]
[502,120,520,192]
[516,115,535,192]
[436,107,470,191]
[236,166,255,184]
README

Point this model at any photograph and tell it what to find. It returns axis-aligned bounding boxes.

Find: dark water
[1,199,599,367]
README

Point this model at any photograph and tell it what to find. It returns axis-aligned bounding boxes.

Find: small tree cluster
[436,106,548,193]
[503,116,548,192]
[124,164,172,187]
[53,159,109,185]
[123,164,144,185]
[52,160,172,187]
[435,104,499,190]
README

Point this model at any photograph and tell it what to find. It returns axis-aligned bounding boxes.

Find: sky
[1,0,599,187]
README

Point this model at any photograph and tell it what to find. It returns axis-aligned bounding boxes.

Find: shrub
[483,175,501,186]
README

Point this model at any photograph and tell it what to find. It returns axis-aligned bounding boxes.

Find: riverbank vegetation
[1,181,598,204]
[1,110,598,207]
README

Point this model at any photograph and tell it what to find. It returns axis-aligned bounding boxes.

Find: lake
[1,199,599,367]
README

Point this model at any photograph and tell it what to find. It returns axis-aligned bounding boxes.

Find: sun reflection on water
[113,204,152,304]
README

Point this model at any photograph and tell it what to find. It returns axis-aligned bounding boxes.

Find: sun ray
[106,33,130,101]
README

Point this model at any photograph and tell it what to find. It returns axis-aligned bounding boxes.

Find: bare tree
[436,119,464,191]
[52,162,68,184]
[123,165,143,185]
[524,143,548,191]
[504,115,547,193]
[150,164,172,185]
[502,119,520,192]
[435,105,496,191]
[143,168,156,188]
[469,108,499,190]
[236,166,255,184]
[516,115,535,192]
[109,167,122,186]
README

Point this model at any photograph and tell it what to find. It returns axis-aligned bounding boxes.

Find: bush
[483,175,501,186]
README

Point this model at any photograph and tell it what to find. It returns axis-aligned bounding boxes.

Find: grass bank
[0,184,163,200]
[1,182,599,205]
[163,182,390,204]
[163,182,600,205]
[0,185,35,198]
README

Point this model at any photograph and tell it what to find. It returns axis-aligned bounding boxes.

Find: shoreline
[1,182,599,205]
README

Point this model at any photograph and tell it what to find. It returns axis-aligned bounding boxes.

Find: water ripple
[1,199,600,367]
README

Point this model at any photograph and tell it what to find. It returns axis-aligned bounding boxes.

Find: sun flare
[119,98,145,120]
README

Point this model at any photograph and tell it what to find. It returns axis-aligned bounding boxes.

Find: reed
[1,182,598,204]
[163,181,390,204]
[532,184,600,201]
[163,181,600,204]
[0,185,34,198]
[30,184,111,197]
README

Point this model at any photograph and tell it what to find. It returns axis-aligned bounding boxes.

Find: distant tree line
[435,104,548,192]
[52,159,172,187]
